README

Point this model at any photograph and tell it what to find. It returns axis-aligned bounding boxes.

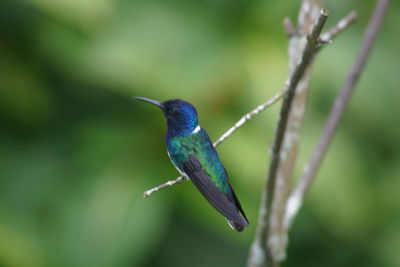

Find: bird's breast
[167,150,189,180]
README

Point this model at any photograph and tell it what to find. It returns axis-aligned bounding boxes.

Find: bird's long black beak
[134,97,165,110]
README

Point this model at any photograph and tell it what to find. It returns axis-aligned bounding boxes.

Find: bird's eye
[172,108,178,115]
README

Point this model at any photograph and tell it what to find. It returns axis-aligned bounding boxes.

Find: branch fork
[248,6,360,267]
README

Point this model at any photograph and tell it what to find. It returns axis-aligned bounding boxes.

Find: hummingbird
[135,97,249,232]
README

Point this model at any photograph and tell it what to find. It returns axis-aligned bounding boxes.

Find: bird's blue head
[135,97,199,137]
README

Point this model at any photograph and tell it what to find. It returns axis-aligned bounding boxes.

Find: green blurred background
[0,0,399,266]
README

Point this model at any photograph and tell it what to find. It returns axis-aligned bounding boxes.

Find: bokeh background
[0,0,399,266]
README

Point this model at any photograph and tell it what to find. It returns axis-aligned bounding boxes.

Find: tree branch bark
[247,8,329,267]
[267,0,323,263]
[286,0,391,228]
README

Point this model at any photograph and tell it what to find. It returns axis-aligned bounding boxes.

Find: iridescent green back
[166,129,231,197]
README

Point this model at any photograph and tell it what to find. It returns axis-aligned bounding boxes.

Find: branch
[319,11,358,44]
[265,8,358,265]
[267,0,323,264]
[247,8,329,267]
[212,90,287,147]
[143,176,185,198]
[143,90,286,198]
[286,0,390,229]
[283,18,296,37]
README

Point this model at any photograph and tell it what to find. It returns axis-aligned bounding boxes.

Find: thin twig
[213,90,287,147]
[319,11,358,44]
[286,0,390,228]
[143,176,185,198]
[283,18,296,37]
[143,90,287,198]
[247,8,329,267]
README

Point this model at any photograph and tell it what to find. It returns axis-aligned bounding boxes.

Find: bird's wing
[228,182,249,223]
[181,155,248,227]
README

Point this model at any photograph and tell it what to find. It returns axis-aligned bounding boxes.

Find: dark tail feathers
[227,219,248,232]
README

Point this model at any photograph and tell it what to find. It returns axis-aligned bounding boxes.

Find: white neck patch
[192,125,201,134]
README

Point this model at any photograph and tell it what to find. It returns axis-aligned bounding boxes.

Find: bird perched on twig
[135,97,249,232]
